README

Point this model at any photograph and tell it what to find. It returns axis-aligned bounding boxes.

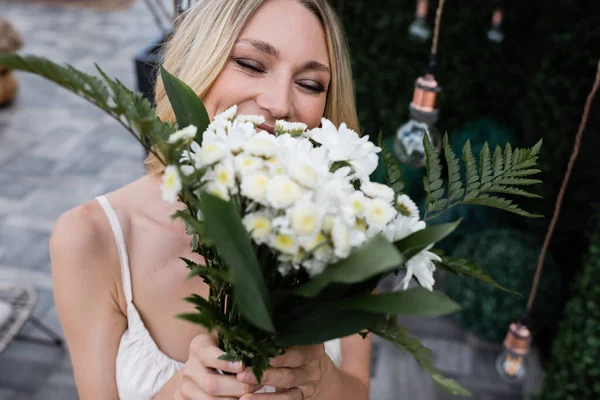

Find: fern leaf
[464,195,543,218]
[462,139,480,202]
[479,142,492,191]
[443,134,464,204]
[494,177,542,186]
[503,143,513,172]
[487,184,543,198]
[423,132,444,215]
[378,132,404,195]
[504,168,542,178]
[492,145,504,181]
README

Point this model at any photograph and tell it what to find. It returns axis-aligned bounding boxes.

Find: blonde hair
[146,0,358,174]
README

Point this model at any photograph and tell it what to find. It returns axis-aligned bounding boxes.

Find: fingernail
[269,357,277,366]
[229,361,243,370]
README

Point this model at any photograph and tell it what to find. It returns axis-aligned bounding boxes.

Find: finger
[239,385,311,400]
[183,356,260,397]
[179,376,239,400]
[189,336,245,374]
[269,345,325,368]
[238,366,314,388]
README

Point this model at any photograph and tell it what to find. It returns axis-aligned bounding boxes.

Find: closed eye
[233,57,265,73]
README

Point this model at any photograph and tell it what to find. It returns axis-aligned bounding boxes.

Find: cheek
[295,96,327,128]
[202,68,251,118]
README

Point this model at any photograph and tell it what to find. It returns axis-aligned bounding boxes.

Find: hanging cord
[428,0,445,75]
[526,59,600,312]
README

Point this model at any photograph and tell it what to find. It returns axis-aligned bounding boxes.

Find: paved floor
[0,1,543,399]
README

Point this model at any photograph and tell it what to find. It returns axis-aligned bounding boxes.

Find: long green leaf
[200,193,274,332]
[378,132,404,195]
[295,235,404,298]
[464,196,543,218]
[479,142,493,191]
[394,219,462,260]
[444,134,464,204]
[338,287,461,317]
[160,66,210,137]
[462,140,480,202]
[429,249,518,294]
[371,317,472,396]
[423,132,444,214]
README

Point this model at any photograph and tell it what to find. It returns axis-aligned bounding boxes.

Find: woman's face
[202,0,331,134]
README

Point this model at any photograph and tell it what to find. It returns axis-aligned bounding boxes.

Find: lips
[257,123,275,135]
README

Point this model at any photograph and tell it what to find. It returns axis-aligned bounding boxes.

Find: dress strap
[96,195,133,304]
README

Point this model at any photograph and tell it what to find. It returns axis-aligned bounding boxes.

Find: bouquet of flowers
[0,54,544,396]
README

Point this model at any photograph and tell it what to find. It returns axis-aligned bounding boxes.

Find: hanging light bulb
[394,72,442,167]
[487,8,505,43]
[495,315,531,381]
[408,0,431,41]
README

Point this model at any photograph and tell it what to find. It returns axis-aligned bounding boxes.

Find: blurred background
[0,0,598,399]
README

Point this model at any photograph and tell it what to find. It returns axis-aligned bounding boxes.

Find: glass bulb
[408,0,431,41]
[495,321,531,382]
[487,9,504,43]
[394,110,441,167]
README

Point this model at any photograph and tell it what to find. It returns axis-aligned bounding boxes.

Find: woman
[50,0,371,399]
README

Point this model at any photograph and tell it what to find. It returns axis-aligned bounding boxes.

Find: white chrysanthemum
[288,162,319,188]
[289,201,321,236]
[401,249,440,291]
[160,166,182,204]
[345,191,367,216]
[382,215,426,242]
[180,141,201,163]
[235,154,264,176]
[364,198,397,228]
[180,165,195,176]
[396,194,420,218]
[212,160,236,190]
[275,120,308,136]
[242,131,277,158]
[243,212,272,244]
[240,171,269,203]
[204,181,230,201]
[302,258,328,276]
[271,232,299,255]
[214,105,237,121]
[236,114,265,126]
[266,157,287,176]
[266,175,303,209]
[361,182,395,203]
[167,125,198,144]
[196,143,227,167]
[331,217,351,258]
[321,215,335,234]
[349,140,381,181]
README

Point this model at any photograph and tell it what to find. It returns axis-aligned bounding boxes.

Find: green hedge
[537,214,600,400]
[335,0,600,284]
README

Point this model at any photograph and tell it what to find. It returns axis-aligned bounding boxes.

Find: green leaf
[429,249,518,294]
[487,184,542,198]
[179,258,232,282]
[295,235,404,297]
[503,143,513,172]
[275,302,380,346]
[423,132,444,215]
[444,134,464,204]
[160,66,211,137]
[492,145,504,181]
[394,219,462,260]
[200,193,274,332]
[464,195,543,218]
[177,312,218,329]
[371,317,472,396]
[338,287,461,317]
[479,142,493,191]
[462,140,480,202]
[378,132,404,195]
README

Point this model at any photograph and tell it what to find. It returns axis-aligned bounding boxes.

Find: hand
[175,332,262,400]
[236,344,326,400]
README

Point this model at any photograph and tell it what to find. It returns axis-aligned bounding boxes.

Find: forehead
[238,0,329,65]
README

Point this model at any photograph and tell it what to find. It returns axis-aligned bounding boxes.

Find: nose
[256,75,293,121]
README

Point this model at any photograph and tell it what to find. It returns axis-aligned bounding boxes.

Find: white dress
[96,196,342,400]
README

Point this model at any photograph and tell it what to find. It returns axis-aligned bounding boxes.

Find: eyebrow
[236,38,331,74]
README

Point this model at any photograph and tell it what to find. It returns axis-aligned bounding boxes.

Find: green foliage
[444,229,562,343]
[378,132,405,196]
[423,133,543,220]
[394,219,462,259]
[537,211,600,400]
[371,316,472,396]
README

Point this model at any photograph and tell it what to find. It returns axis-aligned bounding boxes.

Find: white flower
[196,143,227,167]
[242,131,277,158]
[288,162,319,188]
[235,154,264,176]
[349,140,381,181]
[331,217,351,258]
[361,182,395,203]
[266,175,303,209]
[401,249,440,291]
[204,181,230,201]
[383,215,426,242]
[168,125,198,144]
[160,166,182,204]
[289,201,321,236]
[364,198,397,228]
[243,212,272,244]
[275,120,308,136]
[240,171,270,203]
[321,215,335,234]
[180,141,201,163]
[214,105,237,121]
[180,165,195,176]
[236,114,265,126]
[212,159,236,190]
[396,194,420,218]
[302,258,328,276]
[265,157,287,175]
[271,232,299,255]
[345,191,367,216]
